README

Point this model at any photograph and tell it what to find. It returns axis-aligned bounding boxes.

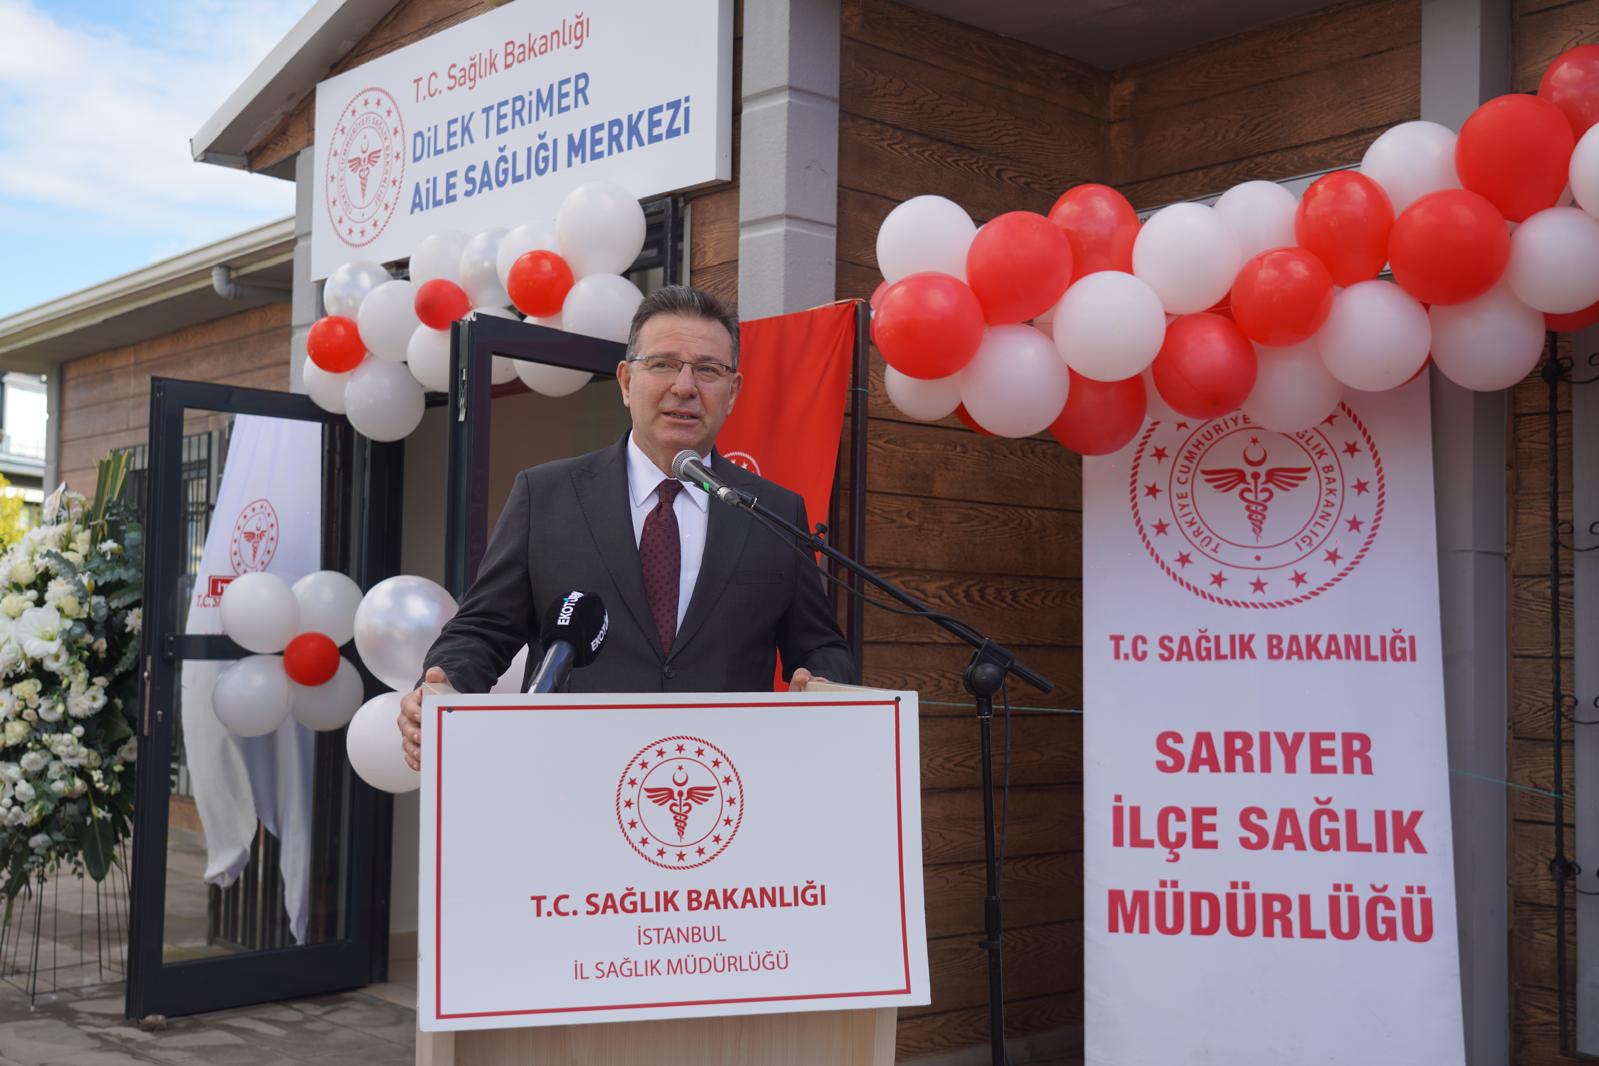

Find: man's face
[616,313,741,468]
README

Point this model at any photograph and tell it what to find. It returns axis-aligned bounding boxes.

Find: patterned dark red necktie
[639,478,683,655]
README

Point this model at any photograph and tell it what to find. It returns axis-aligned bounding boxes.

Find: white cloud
[0,0,313,246]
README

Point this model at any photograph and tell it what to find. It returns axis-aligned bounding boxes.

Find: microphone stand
[723,489,1053,1066]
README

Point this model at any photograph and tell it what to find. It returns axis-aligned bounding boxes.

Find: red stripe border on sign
[432,699,913,1020]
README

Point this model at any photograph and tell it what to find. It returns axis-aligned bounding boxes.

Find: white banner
[418,690,929,1031]
[181,415,321,943]
[1083,381,1465,1064]
[311,0,733,277]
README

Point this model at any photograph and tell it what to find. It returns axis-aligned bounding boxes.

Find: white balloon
[496,221,559,289]
[562,273,643,343]
[290,657,365,732]
[1430,283,1546,391]
[410,229,468,285]
[876,195,978,283]
[1141,366,1180,422]
[1213,180,1299,261]
[212,655,293,738]
[303,350,357,414]
[959,325,1070,438]
[884,365,962,421]
[1052,271,1168,381]
[491,646,530,694]
[345,359,426,441]
[406,325,452,392]
[1242,340,1343,433]
[1359,121,1461,215]
[291,570,364,646]
[1316,281,1431,392]
[1132,203,1241,314]
[323,260,389,319]
[1505,207,1599,313]
[1571,126,1599,218]
[219,572,299,654]
[356,280,420,362]
[345,692,420,793]
[459,227,509,308]
[556,180,647,277]
[352,575,459,694]
[516,360,592,397]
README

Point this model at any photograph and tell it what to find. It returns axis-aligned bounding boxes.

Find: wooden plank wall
[56,304,291,490]
[1108,0,1420,211]
[833,1,1107,1057]
[1508,4,1599,1061]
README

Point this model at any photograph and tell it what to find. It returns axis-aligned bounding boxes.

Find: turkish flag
[720,301,857,539]
[718,301,858,687]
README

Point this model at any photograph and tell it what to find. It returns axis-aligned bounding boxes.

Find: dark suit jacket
[423,434,855,694]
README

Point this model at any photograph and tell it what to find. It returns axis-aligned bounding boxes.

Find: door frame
[125,377,403,1020]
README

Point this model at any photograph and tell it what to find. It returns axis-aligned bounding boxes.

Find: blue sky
[0,0,316,318]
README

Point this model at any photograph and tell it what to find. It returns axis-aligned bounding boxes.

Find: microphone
[527,590,609,693]
[671,450,752,508]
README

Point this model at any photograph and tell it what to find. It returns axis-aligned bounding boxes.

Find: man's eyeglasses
[628,354,737,383]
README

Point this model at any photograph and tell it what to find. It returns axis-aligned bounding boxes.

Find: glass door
[125,378,402,1019]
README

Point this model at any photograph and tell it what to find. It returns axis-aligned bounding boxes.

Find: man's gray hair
[625,285,740,368]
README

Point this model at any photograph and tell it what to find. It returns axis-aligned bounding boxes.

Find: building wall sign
[311,0,732,278]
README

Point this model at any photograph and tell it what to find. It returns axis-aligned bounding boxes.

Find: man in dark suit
[398,285,854,769]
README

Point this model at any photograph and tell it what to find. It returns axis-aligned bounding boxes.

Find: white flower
[27,833,49,850]
[97,540,119,556]
[19,751,46,773]
[11,559,35,585]
[0,593,31,619]
[35,700,62,723]
[1,722,25,748]
[14,781,34,803]
[70,726,83,738]
[12,679,40,705]
[15,605,63,659]
[73,531,92,556]
[42,648,70,675]
[0,640,18,678]
[123,608,142,635]
[0,690,15,719]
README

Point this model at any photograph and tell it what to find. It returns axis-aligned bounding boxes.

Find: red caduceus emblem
[1199,439,1312,542]
[617,736,742,870]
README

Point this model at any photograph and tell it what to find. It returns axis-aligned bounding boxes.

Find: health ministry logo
[325,87,405,248]
[616,736,743,870]
[1129,404,1385,608]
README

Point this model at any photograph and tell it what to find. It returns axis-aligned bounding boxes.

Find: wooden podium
[414,1006,896,1065]
[413,683,919,1066]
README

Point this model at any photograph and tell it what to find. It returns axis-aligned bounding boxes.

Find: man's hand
[788,667,829,692]
[399,667,449,771]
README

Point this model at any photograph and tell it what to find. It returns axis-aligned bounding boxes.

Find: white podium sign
[418,690,929,1031]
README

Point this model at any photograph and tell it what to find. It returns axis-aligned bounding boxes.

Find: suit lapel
[673,451,752,658]
[573,436,666,660]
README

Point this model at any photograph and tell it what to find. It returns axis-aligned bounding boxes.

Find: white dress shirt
[625,433,710,629]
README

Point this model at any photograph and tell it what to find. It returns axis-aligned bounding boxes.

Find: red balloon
[1540,44,1599,136]
[1294,171,1394,287]
[1230,248,1334,346]
[954,403,994,437]
[414,279,471,330]
[1387,189,1510,306]
[283,632,341,687]
[1151,313,1258,420]
[507,250,575,318]
[965,212,1073,323]
[306,315,365,373]
[1547,298,1599,333]
[1049,371,1146,456]
[1456,94,1575,222]
[1048,184,1140,280]
[873,272,986,379]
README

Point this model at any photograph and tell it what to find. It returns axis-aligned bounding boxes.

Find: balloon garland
[875,45,1599,455]
[306,179,649,439]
